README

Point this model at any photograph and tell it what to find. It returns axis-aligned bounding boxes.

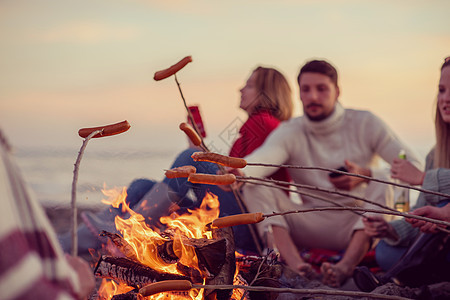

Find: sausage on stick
[165,165,197,178]
[154,56,193,81]
[188,173,236,185]
[179,122,202,147]
[211,212,265,229]
[191,152,247,168]
[139,280,192,297]
[78,120,131,139]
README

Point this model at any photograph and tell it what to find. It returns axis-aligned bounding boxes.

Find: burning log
[111,290,142,300]
[100,231,138,261]
[205,227,236,300]
[193,238,227,276]
[175,262,204,284]
[102,228,228,278]
[94,255,191,288]
[158,235,227,276]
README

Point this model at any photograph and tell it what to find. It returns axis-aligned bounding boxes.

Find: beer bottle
[394,150,410,212]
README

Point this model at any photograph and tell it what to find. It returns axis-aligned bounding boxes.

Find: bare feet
[297,261,315,279]
[320,262,353,287]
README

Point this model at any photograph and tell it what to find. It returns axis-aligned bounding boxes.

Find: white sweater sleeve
[364,112,423,173]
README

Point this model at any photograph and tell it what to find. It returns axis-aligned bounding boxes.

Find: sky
[1,0,450,158]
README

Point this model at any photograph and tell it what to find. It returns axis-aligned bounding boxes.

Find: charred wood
[157,239,179,263]
[193,237,227,276]
[176,262,204,283]
[94,255,190,288]
[100,231,138,261]
[156,234,227,277]
[205,227,236,300]
[111,290,143,300]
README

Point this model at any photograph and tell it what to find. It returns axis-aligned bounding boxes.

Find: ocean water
[13,145,422,210]
[14,146,181,208]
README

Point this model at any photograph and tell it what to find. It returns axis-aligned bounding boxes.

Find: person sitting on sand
[233,59,422,287]
[0,129,95,300]
[63,66,294,256]
[354,56,450,291]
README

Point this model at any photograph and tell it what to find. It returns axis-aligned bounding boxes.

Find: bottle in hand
[394,150,410,212]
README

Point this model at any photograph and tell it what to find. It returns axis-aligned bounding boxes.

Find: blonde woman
[356,56,450,291]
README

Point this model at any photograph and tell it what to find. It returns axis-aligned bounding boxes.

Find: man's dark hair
[297,60,338,86]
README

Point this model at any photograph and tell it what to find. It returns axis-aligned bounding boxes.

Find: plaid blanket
[0,130,81,300]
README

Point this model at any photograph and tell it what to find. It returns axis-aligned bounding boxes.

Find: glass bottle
[394,150,410,212]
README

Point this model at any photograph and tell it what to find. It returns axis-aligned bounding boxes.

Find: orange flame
[97,279,133,300]
[97,187,222,299]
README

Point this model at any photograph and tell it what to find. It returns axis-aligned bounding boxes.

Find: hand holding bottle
[391,155,424,185]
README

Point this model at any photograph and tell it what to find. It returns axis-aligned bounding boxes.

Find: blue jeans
[112,178,157,216]
[375,240,408,271]
[163,148,258,253]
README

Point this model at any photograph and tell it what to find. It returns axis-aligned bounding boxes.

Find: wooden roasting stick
[193,152,450,199]
[138,280,410,300]
[193,152,450,205]
[209,208,450,233]
[155,57,261,254]
[153,56,206,151]
[184,152,450,232]
[177,123,262,254]
[247,162,450,200]
[72,120,131,256]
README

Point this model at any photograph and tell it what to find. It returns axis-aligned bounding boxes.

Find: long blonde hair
[434,59,450,168]
[251,66,293,121]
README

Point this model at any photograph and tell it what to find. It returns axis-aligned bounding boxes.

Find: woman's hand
[390,158,424,185]
[406,204,450,233]
[363,216,398,240]
[329,160,371,191]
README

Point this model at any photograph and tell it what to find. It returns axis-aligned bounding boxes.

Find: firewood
[157,239,179,264]
[157,234,227,277]
[94,255,190,288]
[100,231,138,261]
[237,255,283,300]
[193,238,227,276]
[176,262,204,283]
[205,227,236,300]
[111,290,143,300]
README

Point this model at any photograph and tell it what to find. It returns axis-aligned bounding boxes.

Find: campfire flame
[97,187,222,299]
[97,279,134,299]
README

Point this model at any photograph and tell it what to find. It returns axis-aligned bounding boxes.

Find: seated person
[237,59,422,287]
[354,56,450,291]
[354,203,450,292]
[0,129,95,300]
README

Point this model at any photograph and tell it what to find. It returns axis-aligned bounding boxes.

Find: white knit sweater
[243,103,423,251]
